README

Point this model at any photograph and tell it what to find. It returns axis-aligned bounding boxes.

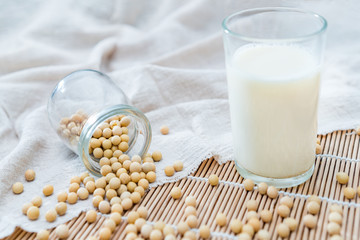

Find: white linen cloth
[0,0,359,237]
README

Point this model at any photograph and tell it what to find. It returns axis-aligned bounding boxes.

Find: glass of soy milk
[222,8,327,187]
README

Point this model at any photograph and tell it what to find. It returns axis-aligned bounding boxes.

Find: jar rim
[78,104,152,176]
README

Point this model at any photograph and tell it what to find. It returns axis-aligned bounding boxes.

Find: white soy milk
[227,45,320,178]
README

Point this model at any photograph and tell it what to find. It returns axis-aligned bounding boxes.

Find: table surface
[2,130,360,239]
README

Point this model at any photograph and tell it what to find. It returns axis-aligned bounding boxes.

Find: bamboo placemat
[3,130,360,239]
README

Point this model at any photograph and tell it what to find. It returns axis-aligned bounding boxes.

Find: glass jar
[47,69,152,176]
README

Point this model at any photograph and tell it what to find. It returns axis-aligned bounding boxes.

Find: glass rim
[222,7,327,42]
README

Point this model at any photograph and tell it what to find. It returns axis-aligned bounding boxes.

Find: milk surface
[227,45,320,178]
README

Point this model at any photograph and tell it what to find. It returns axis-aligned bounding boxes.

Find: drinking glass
[222,7,327,187]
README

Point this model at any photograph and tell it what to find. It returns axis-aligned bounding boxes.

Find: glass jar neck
[78,104,152,176]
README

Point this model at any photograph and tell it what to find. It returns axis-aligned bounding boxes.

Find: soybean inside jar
[47,69,152,176]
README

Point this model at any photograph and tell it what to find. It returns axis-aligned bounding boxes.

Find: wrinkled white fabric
[0,0,359,237]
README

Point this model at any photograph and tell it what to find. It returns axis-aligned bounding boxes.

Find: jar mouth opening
[78,104,152,176]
